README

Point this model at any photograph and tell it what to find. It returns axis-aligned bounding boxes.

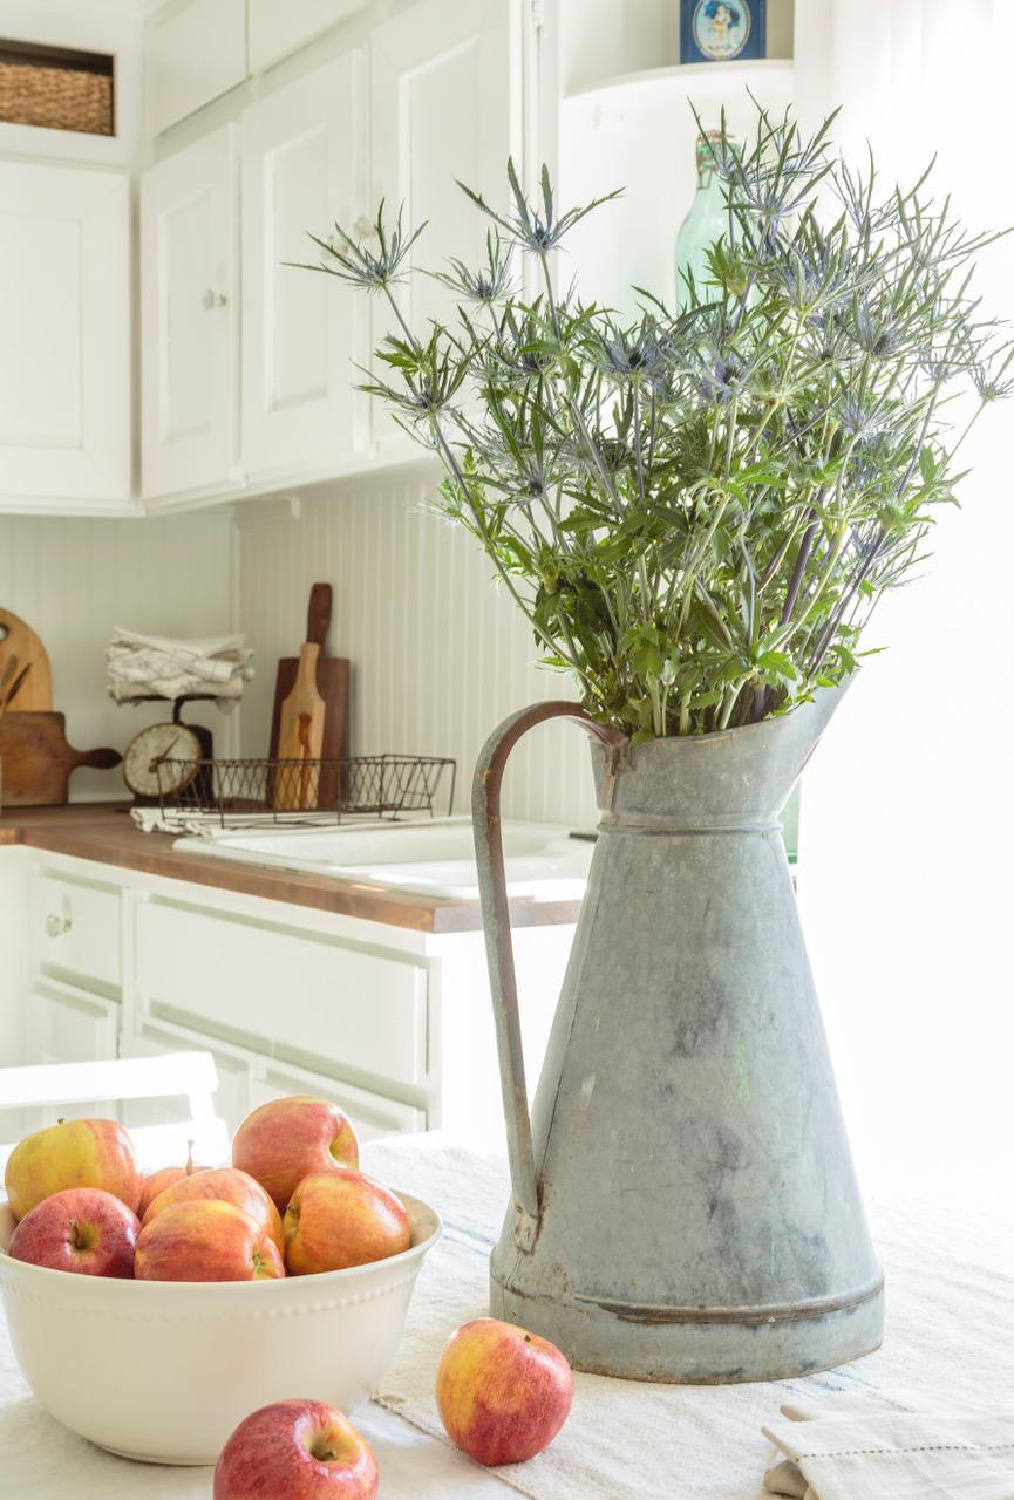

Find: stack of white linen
[107,628,254,711]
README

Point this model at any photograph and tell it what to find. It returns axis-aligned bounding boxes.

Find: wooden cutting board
[0,608,53,712]
[0,712,121,806]
[274,644,326,811]
[268,583,350,807]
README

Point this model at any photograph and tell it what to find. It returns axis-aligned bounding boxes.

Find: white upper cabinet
[248,0,370,74]
[146,0,247,136]
[141,125,240,500]
[240,48,370,481]
[0,163,131,512]
[369,0,520,445]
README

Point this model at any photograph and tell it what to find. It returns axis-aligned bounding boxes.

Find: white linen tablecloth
[2,1136,1013,1499]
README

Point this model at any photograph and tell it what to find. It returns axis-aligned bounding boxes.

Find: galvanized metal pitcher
[472,686,883,1382]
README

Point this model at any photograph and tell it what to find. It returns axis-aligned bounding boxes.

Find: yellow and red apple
[135,1200,285,1282]
[213,1400,378,1500]
[8,1187,139,1278]
[143,1166,284,1255]
[232,1097,359,1212]
[283,1170,410,1276]
[4,1118,141,1222]
[436,1318,573,1466]
[137,1148,209,1218]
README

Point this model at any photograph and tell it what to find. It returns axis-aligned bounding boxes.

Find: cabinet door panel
[370,0,519,445]
[0,164,130,505]
[18,983,119,1130]
[141,126,238,499]
[241,49,369,477]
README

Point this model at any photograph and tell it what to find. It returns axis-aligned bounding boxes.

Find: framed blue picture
[681,0,766,63]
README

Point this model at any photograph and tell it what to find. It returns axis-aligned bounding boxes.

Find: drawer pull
[45,913,72,938]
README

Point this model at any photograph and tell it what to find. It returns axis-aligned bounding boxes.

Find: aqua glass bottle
[674,132,729,305]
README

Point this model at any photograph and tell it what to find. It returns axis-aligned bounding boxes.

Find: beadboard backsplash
[234,466,600,830]
[0,510,237,799]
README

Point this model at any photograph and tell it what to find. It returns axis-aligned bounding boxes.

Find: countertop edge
[0,807,583,935]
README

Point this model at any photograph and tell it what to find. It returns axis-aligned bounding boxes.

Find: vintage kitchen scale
[120,695,216,806]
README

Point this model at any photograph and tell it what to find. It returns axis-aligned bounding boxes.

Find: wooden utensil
[0,712,121,806]
[269,583,350,807]
[273,644,326,811]
[0,609,53,712]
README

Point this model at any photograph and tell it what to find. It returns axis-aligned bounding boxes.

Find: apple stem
[186,1139,195,1176]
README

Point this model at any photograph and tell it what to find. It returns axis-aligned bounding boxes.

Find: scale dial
[122,723,202,799]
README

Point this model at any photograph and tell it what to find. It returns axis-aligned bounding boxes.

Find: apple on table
[232,1097,360,1211]
[8,1187,139,1278]
[214,1399,378,1500]
[436,1318,573,1466]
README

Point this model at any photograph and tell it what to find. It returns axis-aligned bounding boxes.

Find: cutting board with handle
[0,712,121,806]
[268,584,350,809]
[273,644,326,811]
[0,608,53,712]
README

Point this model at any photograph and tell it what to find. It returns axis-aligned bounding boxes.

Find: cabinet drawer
[34,874,121,993]
[120,1019,252,1140]
[250,1059,426,1143]
[136,900,428,1089]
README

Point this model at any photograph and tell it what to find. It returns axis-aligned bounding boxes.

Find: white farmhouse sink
[174,817,593,900]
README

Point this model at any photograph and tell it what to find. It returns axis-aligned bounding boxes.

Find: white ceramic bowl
[0,1191,440,1465]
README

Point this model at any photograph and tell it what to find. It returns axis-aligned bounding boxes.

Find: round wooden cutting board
[0,608,54,712]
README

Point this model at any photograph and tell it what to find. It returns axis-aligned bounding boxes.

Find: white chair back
[0,1053,229,1177]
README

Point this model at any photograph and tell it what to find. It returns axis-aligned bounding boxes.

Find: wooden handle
[294,642,321,694]
[306,584,333,652]
[73,746,122,771]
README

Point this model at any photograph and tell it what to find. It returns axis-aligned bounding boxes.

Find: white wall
[234,466,599,828]
[0,510,237,798]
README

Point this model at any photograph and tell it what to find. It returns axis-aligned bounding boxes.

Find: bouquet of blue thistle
[301,105,1012,739]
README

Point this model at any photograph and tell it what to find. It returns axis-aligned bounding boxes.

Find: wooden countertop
[0,804,582,935]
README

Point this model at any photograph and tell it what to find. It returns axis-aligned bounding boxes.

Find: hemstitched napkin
[762,1394,1014,1500]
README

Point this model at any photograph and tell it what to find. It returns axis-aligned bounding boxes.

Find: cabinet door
[248,0,369,74]
[241,49,370,480]
[0,164,130,508]
[141,125,239,500]
[250,1059,426,1144]
[370,0,521,447]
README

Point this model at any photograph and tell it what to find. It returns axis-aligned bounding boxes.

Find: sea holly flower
[304,103,1013,738]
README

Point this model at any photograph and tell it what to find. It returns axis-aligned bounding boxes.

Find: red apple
[138,1147,210,1218]
[8,1187,139,1278]
[232,1097,360,1212]
[213,1400,378,1500]
[143,1166,285,1255]
[4,1117,141,1222]
[436,1318,573,1466]
[284,1170,410,1276]
[135,1200,285,1282]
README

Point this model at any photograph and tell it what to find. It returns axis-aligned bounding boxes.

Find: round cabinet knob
[45,913,72,938]
[203,289,228,310]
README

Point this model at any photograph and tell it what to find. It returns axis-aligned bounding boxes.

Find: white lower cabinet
[249,1060,426,1144]
[18,980,120,1132]
[119,1017,253,1136]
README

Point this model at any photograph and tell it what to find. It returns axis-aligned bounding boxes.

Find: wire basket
[155,754,456,829]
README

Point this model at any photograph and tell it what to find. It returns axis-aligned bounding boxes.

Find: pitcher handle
[472,702,627,1250]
